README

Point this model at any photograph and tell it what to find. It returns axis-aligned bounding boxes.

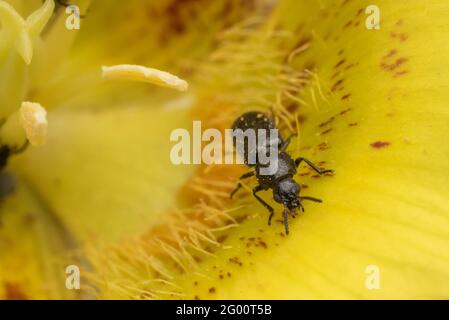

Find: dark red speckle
[370,141,390,149]
[341,93,351,100]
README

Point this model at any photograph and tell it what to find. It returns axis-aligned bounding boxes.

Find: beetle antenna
[300,196,322,203]
[283,207,289,235]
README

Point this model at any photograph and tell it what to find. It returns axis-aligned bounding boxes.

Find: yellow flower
[1,0,449,300]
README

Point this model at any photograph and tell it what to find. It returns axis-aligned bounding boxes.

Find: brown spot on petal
[319,116,336,127]
[335,59,346,69]
[370,141,390,149]
[339,108,352,115]
[340,0,351,8]
[229,257,243,266]
[383,49,398,59]
[341,93,351,100]
[4,282,27,300]
[217,235,228,243]
[394,70,409,77]
[381,57,408,71]
[320,128,333,135]
[343,20,353,29]
[391,32,408,42]
[331,71,340,80]
[317,142,331,151]
[297,115,307,124]
[258,240,268,249]
[331,79,344,92]
[345,63,357,71]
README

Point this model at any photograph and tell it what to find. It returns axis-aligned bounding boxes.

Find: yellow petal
[84,0,449,299]
[0,175,82,299]
[13,106,195,243]
[1,0,251,299]
[7,0,449,300]
[180,0,449,299]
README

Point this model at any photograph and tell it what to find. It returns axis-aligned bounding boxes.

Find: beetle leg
[300,196,322,203]
[252,185,275,225]
[230,171,255,199]
[295,157,334,175]
[268,107,277,127]
[280,133,298,151]
[230,184,242,199]
[268,211,275,226]
[283,207,290,235]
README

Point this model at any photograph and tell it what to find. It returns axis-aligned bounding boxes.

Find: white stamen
[20,102,48,146]
[102,65,189,92]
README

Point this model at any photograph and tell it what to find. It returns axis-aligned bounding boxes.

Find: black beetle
[230,111,333,235]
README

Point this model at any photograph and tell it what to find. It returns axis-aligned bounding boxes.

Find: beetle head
[273,177,301,210]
